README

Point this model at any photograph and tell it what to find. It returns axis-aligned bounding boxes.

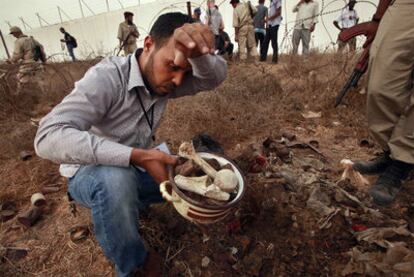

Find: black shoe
[353,152,391,175]
[369,160,413,206]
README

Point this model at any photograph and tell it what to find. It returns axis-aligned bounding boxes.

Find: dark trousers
[255,32,265,51]
[215,35,221,50]
[222,43,234,57]
[67,44,76,61]
[260,25,279,63]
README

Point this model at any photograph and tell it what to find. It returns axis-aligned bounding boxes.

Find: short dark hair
[149,12,194,47]
[259,0,265,4]
[124,11,134,17]
[60,27,65,31]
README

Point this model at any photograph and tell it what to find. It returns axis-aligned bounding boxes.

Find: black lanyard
[129,53,156,142]
[135,87,155,141]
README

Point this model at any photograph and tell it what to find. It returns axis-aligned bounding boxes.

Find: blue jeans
[68,165,163,277]
[67,44,76,61]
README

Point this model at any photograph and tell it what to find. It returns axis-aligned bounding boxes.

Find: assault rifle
[334,0,393,107]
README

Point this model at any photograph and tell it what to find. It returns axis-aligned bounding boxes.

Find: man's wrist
[130,148,146,166]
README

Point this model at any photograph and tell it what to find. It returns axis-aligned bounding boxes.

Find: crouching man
[34,13,227,277]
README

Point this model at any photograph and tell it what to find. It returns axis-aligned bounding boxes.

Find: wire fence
[1,0,379,61]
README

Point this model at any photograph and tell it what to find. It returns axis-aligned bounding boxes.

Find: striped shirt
[34,50,227,177]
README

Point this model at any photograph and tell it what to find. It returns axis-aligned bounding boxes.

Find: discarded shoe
[353,152,391,175]
[369,160,413,206]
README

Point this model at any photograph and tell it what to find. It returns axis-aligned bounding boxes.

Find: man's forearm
[35,125,133,167]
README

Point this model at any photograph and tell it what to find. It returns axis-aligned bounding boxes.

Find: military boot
[353,152,392,175]
[369,160,413,206]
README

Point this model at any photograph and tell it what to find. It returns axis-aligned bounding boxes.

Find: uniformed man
[8,26,45,90]
[230,0,258,61]
[353,0,414,205]
[333,0,359,52]
[117,11,140,55]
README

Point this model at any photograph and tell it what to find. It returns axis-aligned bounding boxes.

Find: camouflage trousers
[16,62,45,93]
[123,43,137,56]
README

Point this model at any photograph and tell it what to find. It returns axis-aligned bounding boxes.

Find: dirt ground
[1,53,414,277]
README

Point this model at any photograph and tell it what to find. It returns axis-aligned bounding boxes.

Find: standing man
[231,0,258,61]
[260,0,282,63]
[254,0,268,52]
[201,0,224,49]
[352,0,414,206]
[34,13,227,276]
[117,11,140,56]
[333,0,359,52]
[292,0,319,55]
[60,27,77,61]
[8,26,46,91]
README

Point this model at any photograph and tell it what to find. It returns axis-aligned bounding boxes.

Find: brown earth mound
[1,54,413,276]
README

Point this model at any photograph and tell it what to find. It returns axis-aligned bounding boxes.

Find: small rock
[281,132,296,141]
[0,209,16,222]
[5,248,28,261]
[201,256,210,268]
[230,247,238,255]
[300,157,324,171]
[302,111,322,119]
[359,138,374,148]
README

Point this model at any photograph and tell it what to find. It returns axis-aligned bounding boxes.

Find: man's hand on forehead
[173,23,215,67]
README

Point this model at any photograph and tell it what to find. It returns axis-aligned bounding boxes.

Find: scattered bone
[17,206,42,228]
[340,159,370,187]
[178,142,238,192]
[69,225,90,243]
[201,256,210,268]
[355,226,412,249]
[41,186,60,195]
[174,175,230,201]
[30,193,46,207]
[301,111,322,119]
